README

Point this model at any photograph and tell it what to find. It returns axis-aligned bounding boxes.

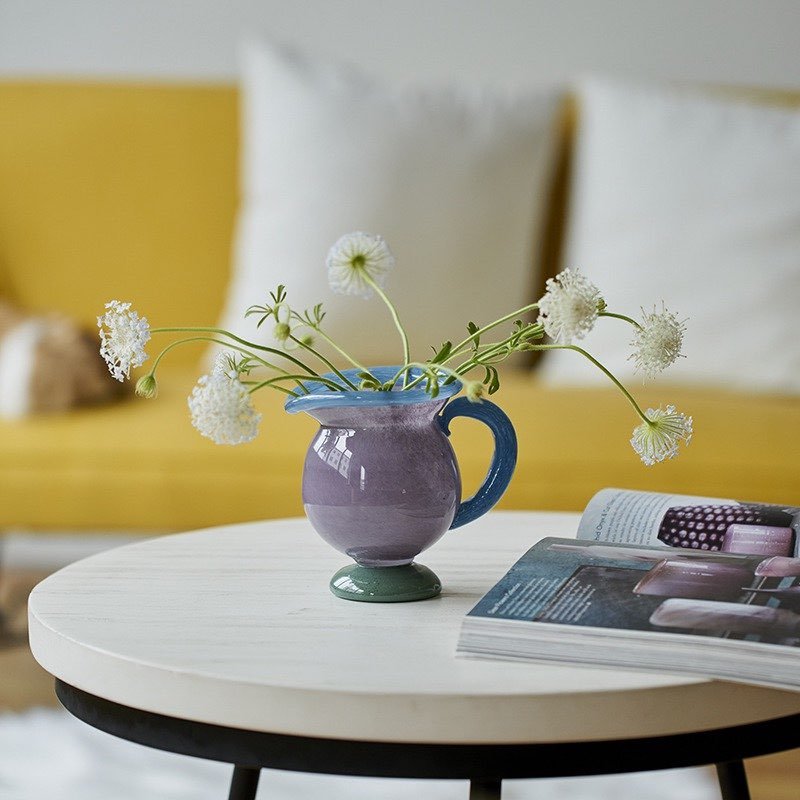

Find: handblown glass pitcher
[285,367,517,602]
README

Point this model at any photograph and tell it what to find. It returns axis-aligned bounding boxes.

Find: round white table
[28,511,800,800]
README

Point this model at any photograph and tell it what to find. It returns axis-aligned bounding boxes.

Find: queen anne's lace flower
[97,300,151,381]
[188,356,261,445]
[630,306,686,380]
[326,232,395,298]
[537,268,602,343]
[630,405,693,466]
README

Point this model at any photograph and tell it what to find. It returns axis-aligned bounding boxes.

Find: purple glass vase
[285,367,517,602]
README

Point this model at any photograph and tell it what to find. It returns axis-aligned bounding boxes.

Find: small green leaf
[483,366,500,394]
[270,285,287,305]
[356,371,382,390]
[429,340,452,364]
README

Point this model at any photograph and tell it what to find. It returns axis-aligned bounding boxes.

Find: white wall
[0,0,798,88]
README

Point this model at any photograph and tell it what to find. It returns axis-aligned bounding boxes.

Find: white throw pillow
[220,41,560,367]
[540,78,800,393]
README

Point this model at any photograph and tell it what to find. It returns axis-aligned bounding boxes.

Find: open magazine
[457,488,800,690]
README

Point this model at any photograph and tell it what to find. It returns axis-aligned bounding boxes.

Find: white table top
[28,511,800,745]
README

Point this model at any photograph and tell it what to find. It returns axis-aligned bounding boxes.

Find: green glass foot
[329,562,442,602]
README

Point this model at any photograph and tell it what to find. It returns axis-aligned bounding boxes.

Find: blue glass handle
[437,397,518,530]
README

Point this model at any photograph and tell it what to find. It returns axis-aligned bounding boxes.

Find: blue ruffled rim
[284,366,462,415]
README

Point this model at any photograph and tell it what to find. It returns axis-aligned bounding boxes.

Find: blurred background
[2,0,799,86]
[0,1,798,798]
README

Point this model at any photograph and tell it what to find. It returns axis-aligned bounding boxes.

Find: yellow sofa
[1,83,798,531]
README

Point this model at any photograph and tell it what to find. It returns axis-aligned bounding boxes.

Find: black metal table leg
[716,760,751,800]
[470,779,502,799]
[228,765,260,800]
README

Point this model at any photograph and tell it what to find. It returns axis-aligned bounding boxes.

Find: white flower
[537,268,602,343]
[97,300,151,381]
[630,405,693,466]
[326,232,395,298]
[630,306,686,380]
[187,356,261,445]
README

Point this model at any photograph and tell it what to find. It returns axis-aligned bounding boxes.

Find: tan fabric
[0,301,124,416]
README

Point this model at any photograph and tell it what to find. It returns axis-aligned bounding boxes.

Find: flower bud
[273,322,291,343]
[464,381,484,402]
[135,374,158,399]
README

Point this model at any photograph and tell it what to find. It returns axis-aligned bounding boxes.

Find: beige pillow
[0,301,125,419]
[541,78,800,392]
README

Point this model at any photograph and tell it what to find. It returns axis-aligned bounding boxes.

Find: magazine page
[466,536,800,649]
[577,488,800,558]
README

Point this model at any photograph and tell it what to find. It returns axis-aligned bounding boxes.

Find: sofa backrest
[0,81,797,366]
[0,82,237,365]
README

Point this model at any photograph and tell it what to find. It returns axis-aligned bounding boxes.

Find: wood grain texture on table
[28,511,800,744]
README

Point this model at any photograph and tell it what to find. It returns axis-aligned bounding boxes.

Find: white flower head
[537,268,602,343]
[631,405,693,466]
[188,355,261,445]
[326,232,395,299]
[630,305,687,380]
[97,300,151,381]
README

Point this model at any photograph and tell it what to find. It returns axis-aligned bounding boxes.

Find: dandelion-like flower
[537,268,602,343]
[630,306,686,380]
[326,232,395,298]
[187,356,261,445]
[630,405,693,466]
[97,300,150,381]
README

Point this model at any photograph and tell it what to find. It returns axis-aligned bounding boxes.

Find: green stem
[150,326,319,377]
[385,362,464,393]
[530,344,650,424]
[149,336,283,376]
[248,382,299,398]
[146,336,311,394]
[400,374,425,391]
[405,322,542,391]
[361,273,410,385]
[287,335,358,389]
[448,304,540,358]
[401,324,542,392]
[306,326,376,378]
[248,374,345,395]
[444,326,543,382]
[599,311,642,329]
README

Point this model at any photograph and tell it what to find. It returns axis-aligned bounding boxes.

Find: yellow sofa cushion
[0,83,237,364]
[0,82,798,531]
[0,368,796,531]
